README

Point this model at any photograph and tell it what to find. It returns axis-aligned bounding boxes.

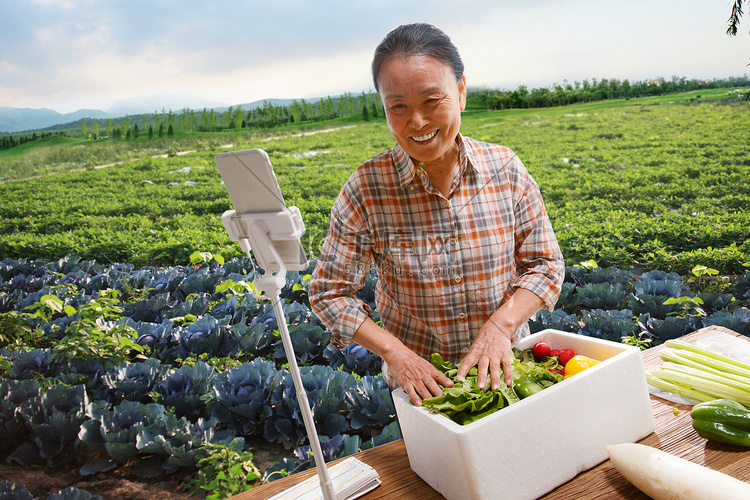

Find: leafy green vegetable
[421,352,563,425]
[421,377,518,426]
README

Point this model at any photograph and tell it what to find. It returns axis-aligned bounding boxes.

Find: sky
[1,0,748,114]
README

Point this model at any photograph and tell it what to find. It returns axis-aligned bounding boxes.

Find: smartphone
[216,149,308,271]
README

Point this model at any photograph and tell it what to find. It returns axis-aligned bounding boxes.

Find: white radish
[606,442,750,500]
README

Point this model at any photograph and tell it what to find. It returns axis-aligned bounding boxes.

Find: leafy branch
[727,0,745,36]
[188,441,261,500]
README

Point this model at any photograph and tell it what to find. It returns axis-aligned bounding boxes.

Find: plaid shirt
[309,134,564,363]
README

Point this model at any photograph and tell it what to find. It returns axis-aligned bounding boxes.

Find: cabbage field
[0,96,749,498]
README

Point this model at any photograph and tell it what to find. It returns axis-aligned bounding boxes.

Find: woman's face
[377,54,467,166]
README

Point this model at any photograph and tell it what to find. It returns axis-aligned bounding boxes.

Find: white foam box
[392,329,655,500]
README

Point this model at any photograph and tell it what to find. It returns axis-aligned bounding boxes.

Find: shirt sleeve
[510,156,565,310]
[308,182,374,348]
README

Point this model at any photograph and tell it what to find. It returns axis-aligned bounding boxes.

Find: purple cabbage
[46,486,102,500]
[360,420,402,451]
[10,384,89,466]
[54,357,105,394]
[734,271,750,301]
[637,313,697,342]
[575,282,628,310]
[345,375,395,431]
[264,365,355,447]
[529,309,580,333]
[10,348,57,379]
[264,434,362,482]
[211,359,282,435]
[274,323,331,364]
[78,400,167,464]
[555,281,579,312]
[323,343,382,377]
[634,275,688,298]
[123,293,172,323]
[578,309,639,342]
[0,481,35,500]
[136,416,241,470]
[628,293,682,319]
[177,266,226,299]
[102,358,169,404]
[702,308,750,336]
[0,379,40,442]
[154,362,216,421]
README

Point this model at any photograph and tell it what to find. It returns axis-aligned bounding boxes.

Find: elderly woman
[309,23,564,406]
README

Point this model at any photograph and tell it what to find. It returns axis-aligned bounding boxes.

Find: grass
[0,135,88,158]
[0,92,748,275]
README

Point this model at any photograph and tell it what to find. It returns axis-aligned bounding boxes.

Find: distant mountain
[0,106,113,133]
[212,98,297,113]
[106,92,229,117]
[0,96,312,133]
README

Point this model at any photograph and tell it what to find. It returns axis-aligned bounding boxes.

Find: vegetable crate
[392,329,655,500]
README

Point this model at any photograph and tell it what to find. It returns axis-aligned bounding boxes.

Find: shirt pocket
[379,228,460,313]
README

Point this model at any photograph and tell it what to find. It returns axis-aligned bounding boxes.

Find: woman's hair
[372,23,464,92]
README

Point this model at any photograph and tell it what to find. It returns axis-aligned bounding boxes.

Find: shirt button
[454,276,462,283]
[449,238,457,245]
[458,312,467,320]
[442,200,450,209]
[462,346,470,353]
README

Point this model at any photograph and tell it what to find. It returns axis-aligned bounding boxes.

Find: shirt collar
[391,142,415,190]
[458,134,481,176]
[391,133,479,191]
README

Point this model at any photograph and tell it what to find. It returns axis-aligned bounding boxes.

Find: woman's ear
[458,75,467,111]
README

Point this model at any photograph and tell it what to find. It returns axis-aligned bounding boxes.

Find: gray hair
[372,23,464,92]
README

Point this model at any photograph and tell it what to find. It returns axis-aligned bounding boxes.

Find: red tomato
[550,349,561,357]
[532,342,551,359]
[558,348,575,366]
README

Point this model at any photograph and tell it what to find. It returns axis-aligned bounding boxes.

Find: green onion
[661,361,750,389]
[646,339,750,405]
[647,365,750,406]
[660,353,750,387]
[664,340,750,376]
[644,370,716,402]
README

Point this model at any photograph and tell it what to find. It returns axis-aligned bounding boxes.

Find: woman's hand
[456,319,514,390]
[386,345,454,406]
[456,289,546,390]
[351,317,452,406]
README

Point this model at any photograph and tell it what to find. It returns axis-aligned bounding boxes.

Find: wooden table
[232,326,750,499]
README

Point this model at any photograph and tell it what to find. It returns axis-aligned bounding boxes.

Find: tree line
[0,92,382,150]
[0,131,67,150]
[2,75,748,151]
[470,75,750,110]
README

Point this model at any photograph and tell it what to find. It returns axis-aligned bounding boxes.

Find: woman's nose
[409,110,428,129]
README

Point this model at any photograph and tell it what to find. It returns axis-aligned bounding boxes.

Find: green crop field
[1,95,748,276]
[0,91,748,496]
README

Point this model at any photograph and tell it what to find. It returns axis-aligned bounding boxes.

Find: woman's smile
[412,129,439,143]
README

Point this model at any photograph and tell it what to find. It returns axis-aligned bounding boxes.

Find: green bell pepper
[513,379,544,399]
[690,399,750,447]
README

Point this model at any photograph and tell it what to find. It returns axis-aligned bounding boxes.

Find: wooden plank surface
[232,326,749,500]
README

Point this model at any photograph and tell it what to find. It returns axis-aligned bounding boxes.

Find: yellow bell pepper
[564,355,601,379]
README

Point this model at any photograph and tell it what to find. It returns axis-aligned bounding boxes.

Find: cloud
[2,0,415,110]
[1,0,747,113]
